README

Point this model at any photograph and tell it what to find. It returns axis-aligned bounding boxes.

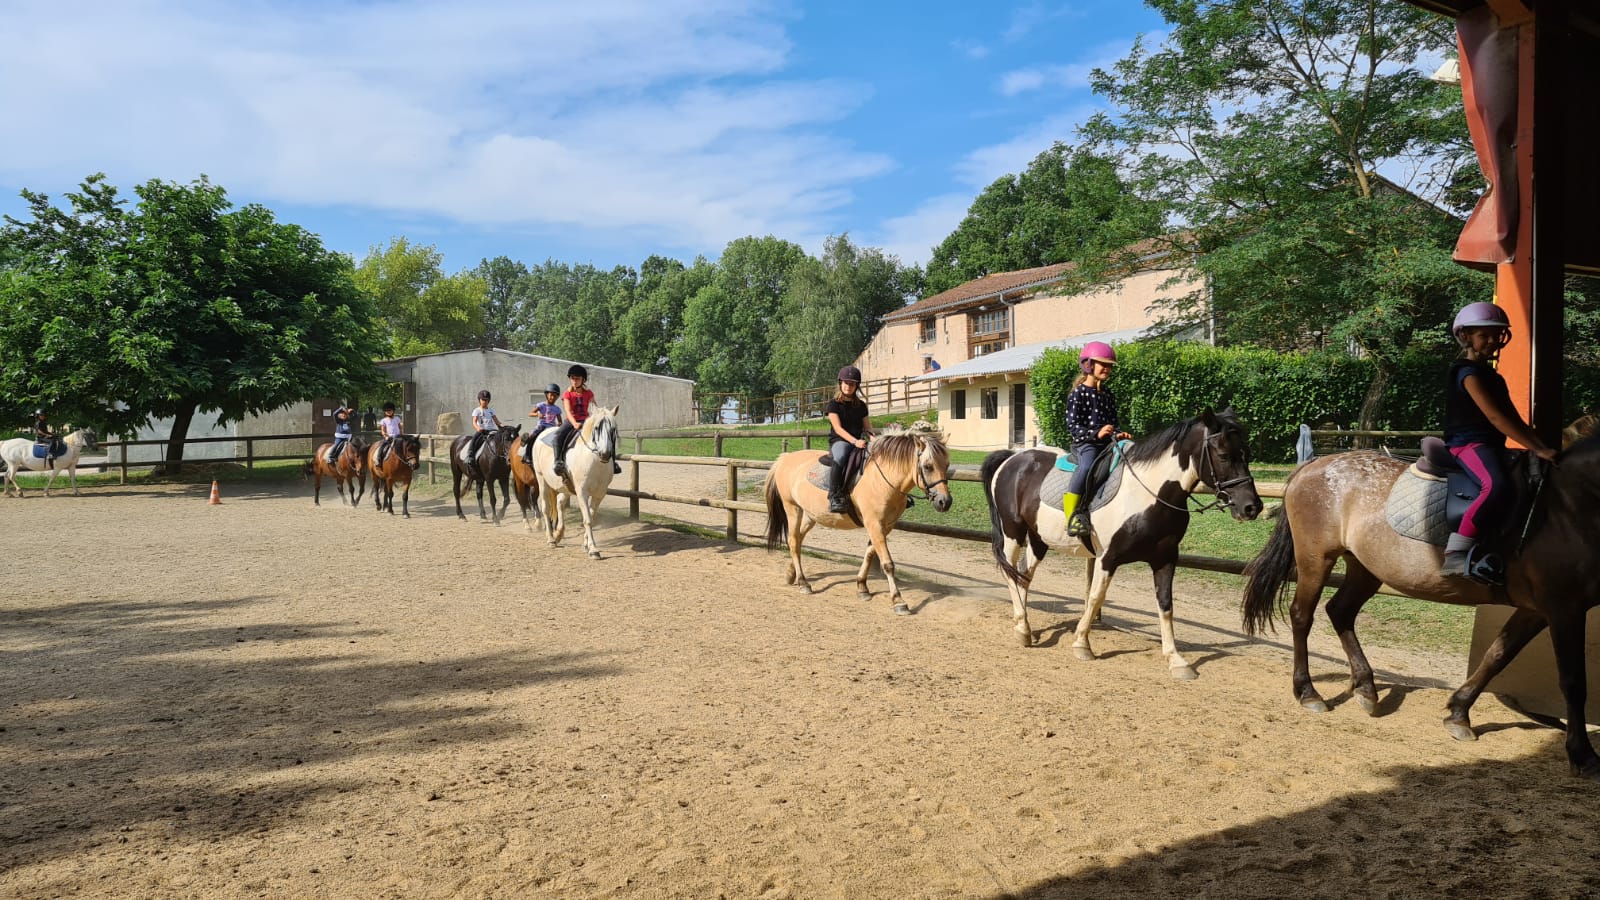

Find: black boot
[828,472,849,514]
[553,453,567,477]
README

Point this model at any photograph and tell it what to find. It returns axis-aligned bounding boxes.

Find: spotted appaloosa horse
[981,408,1261,679]
[1243,431,1600,780]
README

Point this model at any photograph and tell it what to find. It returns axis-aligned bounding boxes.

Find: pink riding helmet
[1079,341,1117,374]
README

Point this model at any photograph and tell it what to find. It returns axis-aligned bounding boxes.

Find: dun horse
[310,437,367,507]
[451,425,520,524]
[981,409,1261,678]
[1242,431,1600,779]
[529,406,619,558]
[764,431,953,616]
[2,427,100,497]
[367,434,422,517]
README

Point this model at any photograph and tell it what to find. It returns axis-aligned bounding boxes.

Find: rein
[1114,426,1255,514]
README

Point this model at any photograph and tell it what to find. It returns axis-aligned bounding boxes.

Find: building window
[951,389,966,420]
[980,387,999,419]
[971,309,1007,336]
[972,340,1008,357]
[919,317,937,344]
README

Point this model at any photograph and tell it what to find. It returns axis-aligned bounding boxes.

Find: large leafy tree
[0,174,385,470]
[1076,0,1484,427]
[355,238,487,355]
[769,234,919,391]
[617,255,715,375]
[924,143,1164,295]
[473,255,528,349]
[673,236,809,404]
[508,260,632,367]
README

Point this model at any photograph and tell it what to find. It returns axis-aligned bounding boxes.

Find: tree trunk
[1355,360,1394,448]
[164,403,197,476]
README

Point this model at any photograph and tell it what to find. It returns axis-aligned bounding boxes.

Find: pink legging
[1449,442,1508,539]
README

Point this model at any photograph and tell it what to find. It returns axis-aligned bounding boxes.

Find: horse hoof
[1017,630,1034,648]
[797,584,812,594]
[1300,697,1329,713]
[1444,719,1477,742]
[1356,692,1379,716]
[1072,647,1095,661]
[1569,760,1600,781]
[1170,665,1198,681]
[588,551,601,560]
[893,603,912,616]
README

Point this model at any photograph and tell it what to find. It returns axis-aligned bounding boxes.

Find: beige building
[855,254,1203,450]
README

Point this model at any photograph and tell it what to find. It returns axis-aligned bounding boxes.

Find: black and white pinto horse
[980,409,1262,679]
[2,428,100,497]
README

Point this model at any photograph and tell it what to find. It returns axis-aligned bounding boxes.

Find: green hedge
[1031,341,1600,462]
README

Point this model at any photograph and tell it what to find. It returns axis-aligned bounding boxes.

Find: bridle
[870,437,950,501]
[1117,425,1256,515]
[577,415,617,461]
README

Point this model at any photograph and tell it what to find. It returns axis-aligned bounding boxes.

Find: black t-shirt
[1444,358,1510,448]
[825,398,868,444]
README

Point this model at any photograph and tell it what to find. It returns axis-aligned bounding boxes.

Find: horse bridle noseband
[1117,426,1256,514]
[869,439,950,501]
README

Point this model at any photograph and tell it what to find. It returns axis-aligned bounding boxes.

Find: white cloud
[0,0,888,251]
[951,39,990,60]
[999,37,1143,97]
[951,107,1098,188]
[869,193,974,268]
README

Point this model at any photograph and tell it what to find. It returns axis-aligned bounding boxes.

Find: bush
[1031,340,1600,462]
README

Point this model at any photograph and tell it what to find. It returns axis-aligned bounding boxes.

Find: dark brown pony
[1242,432,1600,779]
[311,438,367,507]
[367,434,422,517]
[450,425,520,523]
[508,431,544,533]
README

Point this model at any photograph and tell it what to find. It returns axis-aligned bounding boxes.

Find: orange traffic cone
[209,480,222,505]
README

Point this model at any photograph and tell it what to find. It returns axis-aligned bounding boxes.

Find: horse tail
[763,469,788,552]
[1242,512,1296,636]
[980,450,1027,585]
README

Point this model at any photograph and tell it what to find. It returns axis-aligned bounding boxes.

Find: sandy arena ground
[3,463,1598,898]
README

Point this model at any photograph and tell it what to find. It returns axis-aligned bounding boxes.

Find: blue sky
[0,0,1165,273]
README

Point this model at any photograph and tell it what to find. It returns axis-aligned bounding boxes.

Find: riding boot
[553,452,567,478]
[613,461,622,475]
[1063,492,1089,536]
[827,469,849,514]
[1440,533,1475,578]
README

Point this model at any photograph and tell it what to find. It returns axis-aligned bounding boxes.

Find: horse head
[68,427,99,452]
[397,435,422,469]
[870,430,953,512]
[914,432,953,512]
[584,406,620,463]
[1196,407,1261,521]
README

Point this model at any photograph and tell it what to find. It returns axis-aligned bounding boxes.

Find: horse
[451,424,520,524]
[1564,410,1598,449]
[980,408,1262,679]
[366,434,422,517]
[763,431,954,616]
[310,437,368,507]
[529,406,619,558]
[1,428,100,497]
[1242,432,1600,779]
[508,432,544,533]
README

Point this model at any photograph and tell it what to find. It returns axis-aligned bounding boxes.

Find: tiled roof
[910,327,1156,382]
[884,262,1073,322]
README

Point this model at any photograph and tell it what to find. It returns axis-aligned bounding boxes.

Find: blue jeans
[1067,441,1105,496]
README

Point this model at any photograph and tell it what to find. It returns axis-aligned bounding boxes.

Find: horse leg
[863,525,910,615]
[475,478,488,521]
[1289,554,1338,713]
[454,470,467,520]
[787,506,815,592]
[855,541,878,599]
[69,466,79,496]
[1323,559,1384,714]
[1150,559,1197,681]
[400,480,411,518]
[1548,611,1600,779]
[1071,561,1114,661]
[314,469,322,506]
[1443,607,1547,741]
[580,488,600,559]
[1001,535,1038,646]
[496,476,510,525]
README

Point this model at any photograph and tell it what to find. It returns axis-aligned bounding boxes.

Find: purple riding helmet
[1079,341,1117,375]
[1451,302,1511,347]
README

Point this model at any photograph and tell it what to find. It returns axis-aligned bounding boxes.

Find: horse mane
[869,431,948,471]
[1123,409,1245,465]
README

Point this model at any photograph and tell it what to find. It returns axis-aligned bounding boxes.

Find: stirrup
[1067,511,1092,538]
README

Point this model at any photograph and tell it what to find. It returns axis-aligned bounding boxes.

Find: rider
[32,410,62,464]
[1440,302,1558,580]
[1063,342,1131,543]
[523,383,564,465]
[552,365,596,478]
[374,401,403,466]
[329,403,354,465]
[825,365,872,514]
[466,389,503,476]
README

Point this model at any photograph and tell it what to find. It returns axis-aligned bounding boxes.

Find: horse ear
[611,405,621,417]
[1200,407,1219,429]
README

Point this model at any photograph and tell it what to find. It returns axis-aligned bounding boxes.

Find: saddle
[806,445,866,495]
[1040,440,1132,513]
[1384,436,1536,548]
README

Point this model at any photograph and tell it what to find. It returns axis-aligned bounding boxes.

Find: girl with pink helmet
[1063,342,1131,543]
[1439,302,1557,580]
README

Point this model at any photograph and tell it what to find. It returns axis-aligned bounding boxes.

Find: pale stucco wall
[938,375,1047,452]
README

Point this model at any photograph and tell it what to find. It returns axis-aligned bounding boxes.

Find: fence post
[714,433,724,458]
[428,437,437,484]
[629,458,640,520]
[246,438,255,471]
[726,461,738,541]
[120,444,128,485]
[781,438,789,453]
[803,434,812,450]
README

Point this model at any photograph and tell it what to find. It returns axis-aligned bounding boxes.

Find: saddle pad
[1384,464,1451,546]
[32,444,49,459]
[805,461,830,491]
[1039,460,1122,513]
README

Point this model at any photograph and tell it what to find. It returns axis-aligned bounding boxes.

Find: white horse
[2,428,101,497]
[530,406,619,559]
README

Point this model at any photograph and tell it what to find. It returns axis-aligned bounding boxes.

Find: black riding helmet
[567,364,588,380]
[544,383,561,394]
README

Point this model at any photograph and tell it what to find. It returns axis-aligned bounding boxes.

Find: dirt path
[2,474,1594,898]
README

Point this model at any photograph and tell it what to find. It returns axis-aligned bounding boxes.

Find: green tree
[617,255,715,375]
[673,236,808,404]
[0,174,385,471]
[924,143,1164,295]
[354,238,486,355]
[509,260,630,366]
[768,234,918,391]
[1076,0,1483,428]
[473,255,528,349]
